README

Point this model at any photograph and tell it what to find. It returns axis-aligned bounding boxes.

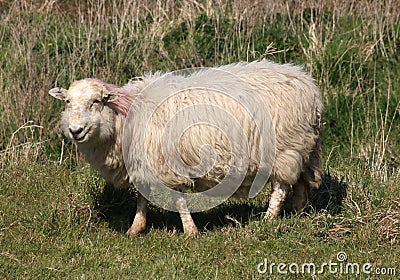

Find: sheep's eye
[90,99,102,109]
[66,99,71,104]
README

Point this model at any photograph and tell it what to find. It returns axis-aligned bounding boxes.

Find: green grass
[0,163,398,279]
[0,0,399,279]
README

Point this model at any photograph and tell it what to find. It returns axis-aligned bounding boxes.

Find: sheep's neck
[79,114,130,188]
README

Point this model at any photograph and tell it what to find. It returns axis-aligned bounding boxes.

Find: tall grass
[0,0,398,177]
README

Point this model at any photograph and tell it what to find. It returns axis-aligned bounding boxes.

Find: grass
[0,0,399,279]
[0,163,398,279]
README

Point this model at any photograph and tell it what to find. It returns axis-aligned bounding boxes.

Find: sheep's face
[49,79,118,145]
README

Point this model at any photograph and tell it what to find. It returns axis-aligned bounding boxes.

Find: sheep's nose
[69,126,84,137]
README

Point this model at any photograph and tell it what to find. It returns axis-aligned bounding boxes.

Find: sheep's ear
[49,87,68,101]
[102,91,119,103]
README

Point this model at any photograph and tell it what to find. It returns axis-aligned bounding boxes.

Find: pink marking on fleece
[85,78,135,116]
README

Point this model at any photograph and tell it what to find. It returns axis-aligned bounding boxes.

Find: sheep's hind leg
[126,193,148,236]
[292,177,308,213]
[264,179,291,219]
[172,192,199,236]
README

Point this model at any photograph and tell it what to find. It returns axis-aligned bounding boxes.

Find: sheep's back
[123,61,323,192]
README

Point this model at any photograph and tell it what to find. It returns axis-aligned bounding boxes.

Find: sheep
[49,60,323,236]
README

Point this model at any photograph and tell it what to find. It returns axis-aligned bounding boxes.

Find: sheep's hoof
[126,222,146,237]
[183,226,199,237]
[262,210,278,221]
[293,200,307,214]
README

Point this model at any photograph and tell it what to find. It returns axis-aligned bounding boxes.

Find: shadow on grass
[307,171,348,215]
[91,171,348,234]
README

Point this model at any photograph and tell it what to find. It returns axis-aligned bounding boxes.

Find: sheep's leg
[264,179,291,219]
[172,192,199,236]
[292,178,308,213]
[126,192,148,236]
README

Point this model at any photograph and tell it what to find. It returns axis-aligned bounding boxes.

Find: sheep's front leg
[126,192,148,236]
[264,179,291,219]
[172,192,199,236]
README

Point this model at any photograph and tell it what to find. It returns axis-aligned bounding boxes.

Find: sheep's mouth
[73,129,90,143]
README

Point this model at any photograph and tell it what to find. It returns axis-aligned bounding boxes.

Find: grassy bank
[0,0,399,279]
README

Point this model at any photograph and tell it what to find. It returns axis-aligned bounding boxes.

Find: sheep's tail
[302,137,322,189]
[302,106,323,189]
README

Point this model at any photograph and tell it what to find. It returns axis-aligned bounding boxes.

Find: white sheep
[49,60,323,236]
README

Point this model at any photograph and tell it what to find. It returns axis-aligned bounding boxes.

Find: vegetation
[0,0,399,279]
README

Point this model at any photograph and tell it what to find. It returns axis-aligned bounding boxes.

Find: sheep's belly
[192,174,263,199]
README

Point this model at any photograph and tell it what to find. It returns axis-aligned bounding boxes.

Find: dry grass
[376,198,399,243]
[0,0,398,163]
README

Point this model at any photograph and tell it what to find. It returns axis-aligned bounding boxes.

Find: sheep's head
[49,79,121,145]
